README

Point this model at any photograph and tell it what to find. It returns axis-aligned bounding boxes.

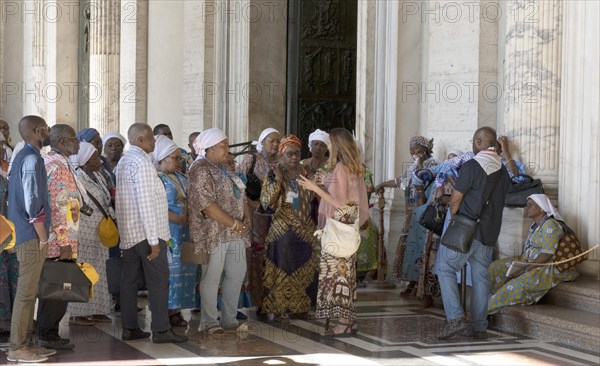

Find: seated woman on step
[488,194,579,314]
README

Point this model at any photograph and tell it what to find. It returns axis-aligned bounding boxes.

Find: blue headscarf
[77,128,100,143]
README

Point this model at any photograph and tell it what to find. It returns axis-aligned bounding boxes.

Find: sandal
[169,312,188,327]
[206,326,225,335]
[224,323,248,332]
[399,286,416,297]
[89,314,112,323]
[321,321,356,338]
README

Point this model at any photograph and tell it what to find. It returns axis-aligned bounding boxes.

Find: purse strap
[476,171,503,220]
[249,153,257,175]
[86,190,109,219]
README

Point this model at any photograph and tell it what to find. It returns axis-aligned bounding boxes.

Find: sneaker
[7,348,49,363]
[29,344,57,357]
[152,329,188,343]
[36,337,75,350]
[122,328,151,341]
[438,317,469,340]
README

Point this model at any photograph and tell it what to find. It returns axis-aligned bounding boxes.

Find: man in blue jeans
[435,127,510,340]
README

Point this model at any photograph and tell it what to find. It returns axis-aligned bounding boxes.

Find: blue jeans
[435,209,494,331]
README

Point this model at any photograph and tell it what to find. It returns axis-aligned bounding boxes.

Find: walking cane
[365,189,396,289]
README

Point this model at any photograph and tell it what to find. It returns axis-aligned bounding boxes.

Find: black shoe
[152,329,188,343]
[236,311,248,320]
[122,328,151,341]
[36,338,75,350]
[438,317,469,340]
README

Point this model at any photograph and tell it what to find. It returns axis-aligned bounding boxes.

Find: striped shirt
[115,145,170,249]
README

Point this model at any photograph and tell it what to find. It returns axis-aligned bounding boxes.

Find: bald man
[436,127,510,340]
[115,123,187,343]
[7,116,56,362]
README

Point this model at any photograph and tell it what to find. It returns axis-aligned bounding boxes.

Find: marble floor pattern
[1,289,599,365]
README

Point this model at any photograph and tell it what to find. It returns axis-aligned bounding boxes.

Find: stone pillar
[503,0,563,195]
[22,0,47,118]
[0,4,4,118]
[89,0,120,134]
[559,0,600,270]
[120,0,148,134]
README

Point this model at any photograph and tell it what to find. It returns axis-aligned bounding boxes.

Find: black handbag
[505,174,544,207]
[419,204,446,236]
[38,260,91,302]
[245,154,262,201]
[440,214,479,253]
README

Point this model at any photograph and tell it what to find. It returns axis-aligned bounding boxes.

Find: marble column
[22,0,47,118]
[503,0,563,195]
[89,0,120,134]
[559,0,600,269]
[0,6,4,117]
[119,0,148,134]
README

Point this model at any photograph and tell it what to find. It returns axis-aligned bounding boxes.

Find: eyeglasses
[285,151,301,158]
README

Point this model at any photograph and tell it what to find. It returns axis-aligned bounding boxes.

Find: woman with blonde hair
[298,128,369,337]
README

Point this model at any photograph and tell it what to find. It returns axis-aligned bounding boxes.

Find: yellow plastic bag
[78,262,99,299]
[0,215,15,252]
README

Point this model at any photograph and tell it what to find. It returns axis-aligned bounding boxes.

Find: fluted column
[89,0,120,134]
[559,0,600,268]
[120,0,148,134]
[503,0,563,194]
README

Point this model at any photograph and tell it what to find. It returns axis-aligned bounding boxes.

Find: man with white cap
[115,123,187,344]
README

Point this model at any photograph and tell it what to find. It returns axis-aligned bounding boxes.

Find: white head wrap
[448,149,465,158]
[151,135,178,167]
[193,128,228,160]
[528,194,562,221]
[252,128,279,153]
[102,131,127,148]
[308,129,330,152]
[74,142,97,168]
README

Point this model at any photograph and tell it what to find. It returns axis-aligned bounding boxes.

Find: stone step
[492,304,600,353]
[541,278,600,314]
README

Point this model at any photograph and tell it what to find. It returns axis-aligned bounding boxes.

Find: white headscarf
[308,129,330,152]
[102,131,127,148]
[74,142,97,168]
[193,128,228,160]
[528,194,563,221]
[151,135,178,167]
[252,128,279,153]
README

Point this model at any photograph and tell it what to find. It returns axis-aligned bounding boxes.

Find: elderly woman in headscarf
[301,129,331,179]
[77,128,117,203]
[236,127,281,314]
[187,128,250,334]
[68,142,114,325]
[260,135,319,321]
[102,131,127,171]
[152,135,196,327]
[374,136,439,297]
[487,194,579,314]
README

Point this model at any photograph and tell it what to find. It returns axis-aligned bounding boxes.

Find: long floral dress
[238,153,279,309]
[158,171,196,310]
[260,168,319,316]
[69,170,113,317]
[315,164,369,321]
[488,217,579,314]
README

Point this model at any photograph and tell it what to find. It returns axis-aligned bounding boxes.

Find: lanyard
[283,167,298,193]
[203,157,245,199]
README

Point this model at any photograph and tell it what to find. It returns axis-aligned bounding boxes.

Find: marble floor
[2,289,599,365]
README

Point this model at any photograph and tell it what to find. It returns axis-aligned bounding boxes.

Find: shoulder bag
[505,174,544,207]
[38,260,92,302]
[87,191,120,248]
[245,154,262,201]
[554,220,587,272]
[440,176,500,253]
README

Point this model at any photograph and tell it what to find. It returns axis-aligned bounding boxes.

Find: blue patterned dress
[488,217,579,314]
[159,171,196,310]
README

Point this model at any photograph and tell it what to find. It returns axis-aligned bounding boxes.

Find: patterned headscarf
[278,134,302,156]
[410,136,434,151]
[77,128,100,143]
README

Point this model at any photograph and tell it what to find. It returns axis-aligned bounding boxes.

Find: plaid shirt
[115,145,170,249]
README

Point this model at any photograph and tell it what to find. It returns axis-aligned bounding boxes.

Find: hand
[298,175,318,192]
[147,244,160,261]
[59,245,73,260]
[498,136,511,156]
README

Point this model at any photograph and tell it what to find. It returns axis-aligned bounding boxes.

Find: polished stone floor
[2,289,599,365]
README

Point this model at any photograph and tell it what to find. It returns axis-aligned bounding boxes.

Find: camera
[80,204,94,217]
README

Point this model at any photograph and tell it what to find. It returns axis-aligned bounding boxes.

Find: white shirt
[115,145,170,249]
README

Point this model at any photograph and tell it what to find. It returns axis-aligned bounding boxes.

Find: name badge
[231,175,247,191]
[286,191,299,209]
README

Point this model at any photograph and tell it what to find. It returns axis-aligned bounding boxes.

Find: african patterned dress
[392,157,438,281]
[69,170,113,317]
[488,216,579,314]
[260,168,319,316]
[238,153,279,309]
[158,171,196,310]
[356,167,378,273]
[0,175,17,324]
[316,164,369,321]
